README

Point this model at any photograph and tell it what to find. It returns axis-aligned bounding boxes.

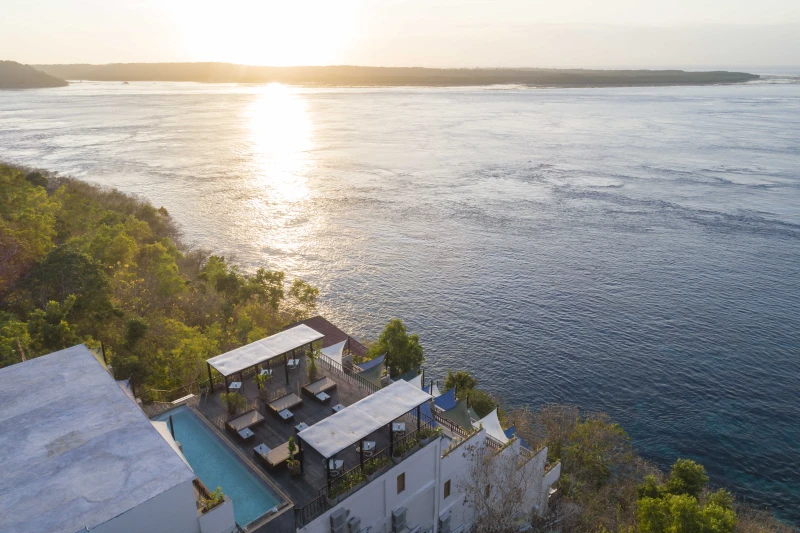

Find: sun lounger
[303,377,337,398]
[268,392,303,415]
[255,441,291,469]
[226,409,265,435]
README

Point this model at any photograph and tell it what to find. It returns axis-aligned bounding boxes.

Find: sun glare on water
[248,83,312,203]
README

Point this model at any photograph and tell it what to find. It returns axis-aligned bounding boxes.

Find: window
[444,480,451,499]
[397,473,406,493]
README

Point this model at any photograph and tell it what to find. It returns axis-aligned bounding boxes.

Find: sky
[3,0,799,68]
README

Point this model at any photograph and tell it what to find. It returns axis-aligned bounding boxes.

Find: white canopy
[320,340,346,366]
[298,379,431,458]
[474,408,509,444]
[207,324,324,377]
[407,374,423,389]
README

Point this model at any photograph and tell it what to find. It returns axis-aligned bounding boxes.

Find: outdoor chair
[287,358,300,370]
[326,459,344,477]
[356,441,375,457]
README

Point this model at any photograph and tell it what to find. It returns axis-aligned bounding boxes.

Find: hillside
[34,63,759,87]
[0,61,68,88]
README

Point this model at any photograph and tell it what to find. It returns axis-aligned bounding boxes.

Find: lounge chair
[268,392,303,415]
[226,410,265,436]
[255,441,292,469]
[302,377,337,400]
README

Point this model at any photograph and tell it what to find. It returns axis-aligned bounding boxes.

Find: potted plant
[201,487,225,513]
[364,457,387,481]
[326,483,340,507]
[392,443,404,464]
[255,372,272,402]
[307,348,319,381]
[221,392,246,415]
[286,437,301,476]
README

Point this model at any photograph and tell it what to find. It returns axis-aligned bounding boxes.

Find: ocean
[1,76,798,521]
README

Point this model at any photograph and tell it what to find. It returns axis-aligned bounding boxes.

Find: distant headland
[0,61,68,88]
[34,62,759,87]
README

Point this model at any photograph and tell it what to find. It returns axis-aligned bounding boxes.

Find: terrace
[162,320,440,532]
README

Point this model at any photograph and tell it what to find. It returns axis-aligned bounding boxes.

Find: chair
[356,441,375,458]
[287,358,300,370]
[326,459,344,477]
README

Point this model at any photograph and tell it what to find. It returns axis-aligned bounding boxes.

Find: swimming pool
[154,406,281,527]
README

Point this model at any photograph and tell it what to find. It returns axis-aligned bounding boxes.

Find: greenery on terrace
[0,164,318,395]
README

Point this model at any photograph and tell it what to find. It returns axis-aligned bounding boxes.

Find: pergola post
[389,423,394,457]
[359,438,365,472]
[326,456,331,489]
[285,353,289,384]
[225,375,230,394]
[207,363,214,393]
[417,405,421,431]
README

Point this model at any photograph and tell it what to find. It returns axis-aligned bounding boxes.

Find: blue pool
[154,406,280,527]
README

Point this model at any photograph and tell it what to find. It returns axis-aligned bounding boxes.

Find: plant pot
[287,461,301,476]
[326,494,338,507]
[392,455,402,464]
[420,436,431,446]
[366,472,375,482]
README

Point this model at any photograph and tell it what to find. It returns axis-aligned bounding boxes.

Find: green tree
[21,246,110,310]
[0,312,30,367]
[444,370,478,395]
[666,459,709,499]
[367,318,424,377]
[27,296,78,354]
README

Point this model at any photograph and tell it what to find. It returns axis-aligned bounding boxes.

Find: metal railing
[316,352,381,395]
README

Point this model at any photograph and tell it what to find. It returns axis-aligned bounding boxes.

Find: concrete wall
[300,438,443,533]
[437,429,487,532]
[199,496,236,533]
[91,480,201,533]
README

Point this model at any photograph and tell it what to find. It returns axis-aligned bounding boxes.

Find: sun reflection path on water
[248,83,313,203]
[243,83,321,271]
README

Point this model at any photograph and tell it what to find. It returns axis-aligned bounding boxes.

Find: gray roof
[0,345,196,533]
[207,324,324,377]
[299,379,431,458]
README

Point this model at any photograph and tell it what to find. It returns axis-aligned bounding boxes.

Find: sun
[171,0,361,66]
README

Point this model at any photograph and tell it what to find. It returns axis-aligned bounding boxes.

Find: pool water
[154,406,280,527]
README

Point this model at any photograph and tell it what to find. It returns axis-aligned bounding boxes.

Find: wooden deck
[193,353,415,513]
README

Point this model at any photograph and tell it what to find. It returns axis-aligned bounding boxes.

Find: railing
[433,410,471,438]
[316,352,381,395]
[294,417,438,529]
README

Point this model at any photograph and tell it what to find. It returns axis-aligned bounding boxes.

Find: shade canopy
[320,340,346,365]
[298,379,431,458]
[434,388,457,411]
[423,383,441,398]
[357,353,385,371]
[407,374,423,389]
[207,324,324,377]
[439,399,473,430]
[475,409,509,444]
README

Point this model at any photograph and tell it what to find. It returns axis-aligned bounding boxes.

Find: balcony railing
[294,418,438,529]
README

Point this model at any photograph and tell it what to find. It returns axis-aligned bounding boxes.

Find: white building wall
[90,479,200,533]
[300,438,443,533]
[300,428,557,533]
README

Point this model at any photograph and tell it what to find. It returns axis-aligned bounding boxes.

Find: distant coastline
[0,61,68,89]
[34,62,759,87]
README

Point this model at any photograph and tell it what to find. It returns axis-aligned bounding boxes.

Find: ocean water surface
[1,78,799,521]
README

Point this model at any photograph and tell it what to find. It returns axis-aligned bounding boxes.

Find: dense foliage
[365,317,424,377]
[503,405,795,533]
[0,164,319,395]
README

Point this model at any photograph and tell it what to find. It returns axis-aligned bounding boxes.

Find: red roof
[286,315,368,358]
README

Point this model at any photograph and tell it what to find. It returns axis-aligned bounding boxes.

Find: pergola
[205,324,324,392]
[297,379,431,484]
